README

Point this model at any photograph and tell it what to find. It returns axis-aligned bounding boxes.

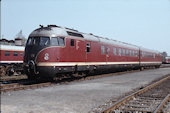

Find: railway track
[1,65,169,82]
[1,68,169,94]
[102,76,170,113]
[0,69,143,93]
[0,81,53,93]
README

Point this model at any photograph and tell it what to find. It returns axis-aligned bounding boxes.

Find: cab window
[51,37,65,46]
[58,37,65,46]
[40,37,50,46]
[27,37,50,46]
[51,37,59,46]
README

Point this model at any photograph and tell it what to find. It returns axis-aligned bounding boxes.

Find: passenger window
[129,50,132,56]
[70,39,74,46]
[107,46,109,54]
[119,48,122,56]
[13,52,18,56]
[20,52,23,56]
[133,50,135,56]
[123,49,125,56]
[136,51,138,56]
[101,46,105,54]
[126,49,129,56]
[86,43,90,52]
[5,51,10,56]
[113,48,117,55]
[51,37,59,46]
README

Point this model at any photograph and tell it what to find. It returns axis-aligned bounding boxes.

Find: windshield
[26,37,50,46]
[26,36,65,47]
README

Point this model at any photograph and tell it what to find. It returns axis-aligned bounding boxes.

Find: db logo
[44,53,49,60]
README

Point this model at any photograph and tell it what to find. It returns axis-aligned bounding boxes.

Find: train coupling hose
[28,60,39,75]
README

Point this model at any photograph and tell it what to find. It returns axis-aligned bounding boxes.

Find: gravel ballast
[1,67,170,113]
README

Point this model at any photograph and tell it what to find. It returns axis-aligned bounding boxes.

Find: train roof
[30,25,139,50]
[139,47,160,54]
[0,45,25,51]
[29,25,160,53]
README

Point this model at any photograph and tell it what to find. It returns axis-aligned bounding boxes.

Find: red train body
[24,25,162,79]
[0,45,24,64]
[165,57,170,64]
[0,45,25,76]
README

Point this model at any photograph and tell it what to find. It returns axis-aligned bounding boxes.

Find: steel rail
[154,94,170,113]
[102,76,170,113]
[0,82,52,93]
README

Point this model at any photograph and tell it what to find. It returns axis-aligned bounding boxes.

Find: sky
[1,0,170,55]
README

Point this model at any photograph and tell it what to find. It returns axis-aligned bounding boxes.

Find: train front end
[24,25,66,79]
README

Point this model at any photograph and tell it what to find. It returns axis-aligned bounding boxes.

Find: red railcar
[0,45,24,63]
[165,57,170,64]
[0,45,25,76]
[24,25,162,79]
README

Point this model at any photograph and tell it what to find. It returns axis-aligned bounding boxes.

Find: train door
[85,42,91,62]
[106,46,110,62]
[66,38,85,62]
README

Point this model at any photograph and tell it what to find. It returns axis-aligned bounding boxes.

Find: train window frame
[70,39,74,46]
[26,37,32,45]
[5,51,10,56]
[129,50,132,56]
[13,51,18,56]
[51,37,59,46]
[86,43,91,53]
[51,37,65,47]
[126,49,129,56]
[33,37,40,45]
[113,47,117,55]
[123,48,125,56]
[106,46,110,54]
[40,37,50,46]
[133,50,135,56]
[101,45,105,54]
[20,52,23,56]
[153,54,156,58]
[135,51,138,57]
[118,48,122,56]
[58,37,65,46]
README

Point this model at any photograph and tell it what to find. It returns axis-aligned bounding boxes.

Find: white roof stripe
[0,45,25,51]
